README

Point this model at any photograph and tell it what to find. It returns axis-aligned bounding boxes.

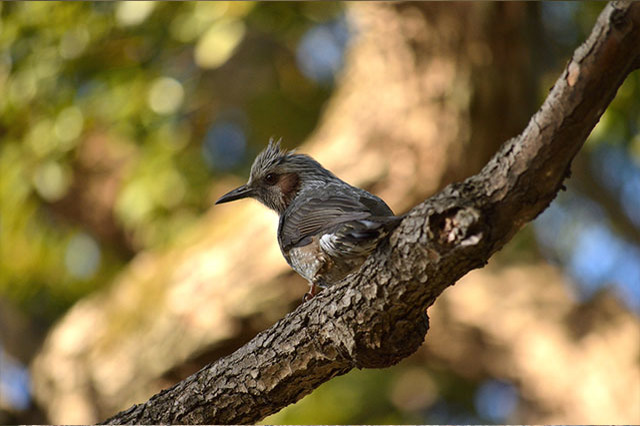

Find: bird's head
[215,138,336,214]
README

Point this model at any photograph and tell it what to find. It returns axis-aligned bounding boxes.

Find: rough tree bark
[103,2,640,424]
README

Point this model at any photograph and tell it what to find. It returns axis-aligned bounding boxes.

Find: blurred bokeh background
[0,2,638,424]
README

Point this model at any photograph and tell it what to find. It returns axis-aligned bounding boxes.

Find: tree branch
[103,2,640,424]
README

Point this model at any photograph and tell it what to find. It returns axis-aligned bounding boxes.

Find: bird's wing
[279,195,371,250]
[279,192,400,259]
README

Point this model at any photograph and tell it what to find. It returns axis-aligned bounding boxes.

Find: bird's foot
[302,281,320,302]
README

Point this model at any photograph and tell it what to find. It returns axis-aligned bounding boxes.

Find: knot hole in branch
[429,206,484,251]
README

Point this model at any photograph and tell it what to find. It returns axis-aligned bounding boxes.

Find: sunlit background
[0,2,638,424]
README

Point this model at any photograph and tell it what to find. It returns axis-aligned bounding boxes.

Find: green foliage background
[0,2,340,322]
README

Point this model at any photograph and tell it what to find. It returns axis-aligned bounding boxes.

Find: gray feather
[278,183,400,258]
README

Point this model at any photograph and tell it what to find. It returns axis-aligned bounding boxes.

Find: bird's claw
[302,281,320,302]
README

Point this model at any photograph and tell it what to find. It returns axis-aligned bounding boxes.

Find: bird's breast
[285,236,326,283]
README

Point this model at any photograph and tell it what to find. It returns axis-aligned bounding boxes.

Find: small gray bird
[216,139,401,300]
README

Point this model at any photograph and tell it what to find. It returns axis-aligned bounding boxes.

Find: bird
[215,138,402,301]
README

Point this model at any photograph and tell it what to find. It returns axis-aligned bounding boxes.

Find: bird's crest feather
[250,137,291,179]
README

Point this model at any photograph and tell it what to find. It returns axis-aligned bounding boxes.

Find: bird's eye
[264,173,278,185]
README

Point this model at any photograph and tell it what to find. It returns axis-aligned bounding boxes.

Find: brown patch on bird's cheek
[278,173,300,205]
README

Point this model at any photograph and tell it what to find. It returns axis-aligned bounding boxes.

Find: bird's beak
[215,184,254,205]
